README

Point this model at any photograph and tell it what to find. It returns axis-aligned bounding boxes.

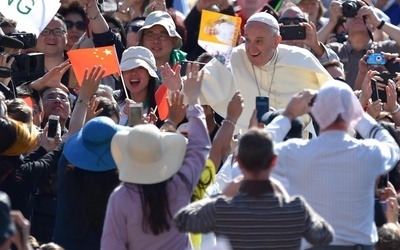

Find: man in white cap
[167,12,331,134]
[266,80,400,249]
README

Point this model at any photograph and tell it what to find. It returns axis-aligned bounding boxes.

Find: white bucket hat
[137,11,183,49]
[111,124,187,184]
[119,46,158,79]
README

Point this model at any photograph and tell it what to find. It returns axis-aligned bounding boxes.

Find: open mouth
[130,79,140,86]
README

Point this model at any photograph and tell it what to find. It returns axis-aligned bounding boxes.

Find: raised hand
[78,65,106,102]
[183,63,203,105]
[226,91,244,125]
[85,95,104,123]
[160,62,182,91]
[167,91,186,125]
[282,89,317,121]
[384,79,398,113]
[30,60,71,93]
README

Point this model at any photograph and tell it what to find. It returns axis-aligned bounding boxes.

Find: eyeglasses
[44,94,69,103]
[143,32,170,41]
[278,17,308,25]
[129,25,142,33]
[40,28,66,36]
[65,20,85,31]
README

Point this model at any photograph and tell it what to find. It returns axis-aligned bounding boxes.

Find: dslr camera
[8,32,37,49]
[2,32,44,84]
[342,0,361,18]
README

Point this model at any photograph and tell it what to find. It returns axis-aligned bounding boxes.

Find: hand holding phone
[128,103,143,127]
[280,25,306,40]
[371,78,379,102]
[47,115,59,141]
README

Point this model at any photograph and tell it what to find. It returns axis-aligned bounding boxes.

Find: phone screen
[280,25,306,40]
[128,104,143,127]
[48,118,59,139]
[256,96,269,123]
[371,79,379,102]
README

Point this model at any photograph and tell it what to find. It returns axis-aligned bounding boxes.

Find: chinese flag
[67,46,120,85]
[155,63,179,121]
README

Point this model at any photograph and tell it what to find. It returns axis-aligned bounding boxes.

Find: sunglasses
[65,20,86,31]
[129,25,142,33]
[278,17,308,25]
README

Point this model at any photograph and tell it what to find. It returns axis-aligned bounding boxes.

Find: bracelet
[377,20,385,30]
[87,11,100,20]
[391,104,400,115]
[223,118,236,127]
[164,119,176,128]
[76,99,90,106]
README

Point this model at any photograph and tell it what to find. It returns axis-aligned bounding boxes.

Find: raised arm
[65,66,105,139]
[209,91,243,170]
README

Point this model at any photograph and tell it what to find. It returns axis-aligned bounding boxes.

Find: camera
[335,32,348,43]
[7,52,45,85]
[342,0,361,18]
[8,32,37,49]
[366,53,386,65]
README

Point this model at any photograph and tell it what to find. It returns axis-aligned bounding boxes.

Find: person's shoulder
[325,41,345,51]
[278,44,314,57]
[285,194,308,209]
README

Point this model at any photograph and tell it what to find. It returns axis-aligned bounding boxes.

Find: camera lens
[376,56,382,63]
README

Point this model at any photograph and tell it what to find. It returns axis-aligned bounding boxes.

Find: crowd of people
[0,0,400,249]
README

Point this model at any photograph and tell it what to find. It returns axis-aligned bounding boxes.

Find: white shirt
[267,114,400,248]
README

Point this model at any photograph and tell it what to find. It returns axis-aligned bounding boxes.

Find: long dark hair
[139,181,171,235]
[138,172,191,235]
[63,163,120,242]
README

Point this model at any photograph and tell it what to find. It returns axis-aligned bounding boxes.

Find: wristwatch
[117,2,129,14]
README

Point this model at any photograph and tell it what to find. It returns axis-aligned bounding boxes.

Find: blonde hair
[1,119,39,156]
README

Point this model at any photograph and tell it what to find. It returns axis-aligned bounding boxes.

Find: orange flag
[67,46,120,85]
[155,63,179,121]
[21,96,33,108]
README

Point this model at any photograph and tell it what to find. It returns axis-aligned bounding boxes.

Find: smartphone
[280,25,306,40]
[366,53,386,65]
[384,58,400,74]
[128,103,143,127]
[376,71,395,103]
[47,115,59,141]
[371,78,379,102]
[256,96,269,123]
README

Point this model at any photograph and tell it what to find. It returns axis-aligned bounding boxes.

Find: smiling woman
[116,46,160,127]
[58,2,86,51]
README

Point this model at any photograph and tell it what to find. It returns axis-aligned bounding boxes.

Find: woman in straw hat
[101,63,211,249]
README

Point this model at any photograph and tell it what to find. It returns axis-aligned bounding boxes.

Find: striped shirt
[174,180,333,249]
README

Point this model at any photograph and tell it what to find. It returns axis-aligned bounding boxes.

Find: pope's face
[244,22,281,67]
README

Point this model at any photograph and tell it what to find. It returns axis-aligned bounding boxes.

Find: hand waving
[183,63,203,105]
